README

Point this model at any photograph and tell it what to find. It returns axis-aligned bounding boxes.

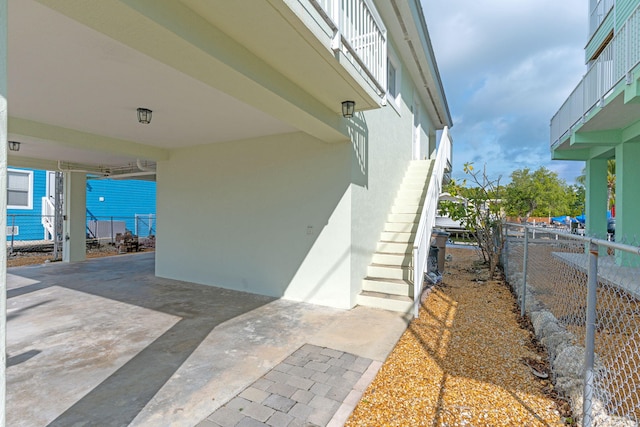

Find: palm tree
[576,159,615,211]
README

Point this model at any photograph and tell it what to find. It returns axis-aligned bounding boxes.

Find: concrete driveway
[7,252,409,426]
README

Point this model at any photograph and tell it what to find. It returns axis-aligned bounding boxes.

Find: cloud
[421,0,587,184]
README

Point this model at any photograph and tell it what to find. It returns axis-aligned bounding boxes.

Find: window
[8,169,33,210]
[388,60,397,99]
[387,47,401,111]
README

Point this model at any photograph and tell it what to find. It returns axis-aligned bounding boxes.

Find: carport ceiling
[7,0,297,169]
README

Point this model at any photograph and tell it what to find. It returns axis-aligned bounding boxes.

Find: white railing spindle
[310,0,387,96]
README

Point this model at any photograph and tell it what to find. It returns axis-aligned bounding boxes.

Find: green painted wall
[586,11,614,61]
[616,0,640,28]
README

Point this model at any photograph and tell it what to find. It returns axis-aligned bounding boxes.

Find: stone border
[509,271,636,427]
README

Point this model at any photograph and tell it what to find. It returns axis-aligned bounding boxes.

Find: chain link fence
[503,223,640,427]
[7,213,155,262]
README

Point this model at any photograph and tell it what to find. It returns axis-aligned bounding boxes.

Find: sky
[421,0,588,185]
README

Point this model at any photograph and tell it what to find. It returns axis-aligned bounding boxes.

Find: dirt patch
[7,245,154,268]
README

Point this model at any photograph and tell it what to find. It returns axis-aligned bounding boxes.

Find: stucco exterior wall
[348,89,414,306]
[156,131,355,308]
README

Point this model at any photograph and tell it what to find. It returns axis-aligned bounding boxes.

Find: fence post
[521,226,529,318]
[110,216,114,244]
[583,241,598,427]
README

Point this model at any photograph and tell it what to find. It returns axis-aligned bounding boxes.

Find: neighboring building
[550,0,640,253]
[85,178,156,238]
[4,1,451,311]
[6,167,156,241]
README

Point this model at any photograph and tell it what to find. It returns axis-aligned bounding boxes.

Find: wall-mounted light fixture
[137,107,153,124]
[342,100,355,118]
[8,141,21,152]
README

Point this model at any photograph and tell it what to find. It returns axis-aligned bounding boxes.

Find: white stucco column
[62,172,87,263]
[0,0,8,424]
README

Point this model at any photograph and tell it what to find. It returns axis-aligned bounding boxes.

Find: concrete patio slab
[6,252,409,427]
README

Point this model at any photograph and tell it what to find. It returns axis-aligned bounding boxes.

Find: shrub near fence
[503,223,640,427]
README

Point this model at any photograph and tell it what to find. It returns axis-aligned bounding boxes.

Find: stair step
[387,213,420,223]
[397,188,424,198]
[356,291,413,313]
[367,264,412,280]
[384,222,418,233]
[406,166,431,174]
[372,252,412,266]
[362,277,413,297]
[376,241,413,254]
[404,169,431,178]
[409,159,434,168]
[391,204,422,214]
[380,231,413,243]
[408,161,434,173]
[396,192,425,202]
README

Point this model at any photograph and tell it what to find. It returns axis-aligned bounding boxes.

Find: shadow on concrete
[8,253,274,426]
[7,350,41,367]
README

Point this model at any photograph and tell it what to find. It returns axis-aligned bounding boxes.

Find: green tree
[504,167,569,220]
[567,184,585,217]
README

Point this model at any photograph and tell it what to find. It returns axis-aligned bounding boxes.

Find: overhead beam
[571,129,621,145]
[9,117,170,161]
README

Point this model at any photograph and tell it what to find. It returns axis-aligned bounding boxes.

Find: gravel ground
[346,247,572,427]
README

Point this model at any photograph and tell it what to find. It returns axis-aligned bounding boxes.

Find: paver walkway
[197,344,381,427]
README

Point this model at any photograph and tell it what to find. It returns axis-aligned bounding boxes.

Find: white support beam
[62,172,87,263]
[9,117,171,162]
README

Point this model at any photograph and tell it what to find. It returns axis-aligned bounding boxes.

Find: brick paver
[198,344,377,427]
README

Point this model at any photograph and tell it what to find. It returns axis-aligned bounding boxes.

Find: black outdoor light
[8,141,20,152]
[137,107,153,124]
[342,100,355,118]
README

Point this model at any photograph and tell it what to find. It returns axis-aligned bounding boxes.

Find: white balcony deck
[310,0,387,97]
[550,3,640,149]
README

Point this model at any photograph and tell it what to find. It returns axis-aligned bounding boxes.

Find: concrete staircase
[356,160,435,313]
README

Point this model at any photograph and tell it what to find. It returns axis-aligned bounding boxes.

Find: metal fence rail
[503,223,640,427]
[7,213,156,260]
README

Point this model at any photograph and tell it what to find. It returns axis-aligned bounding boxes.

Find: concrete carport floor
[6,252,409,427]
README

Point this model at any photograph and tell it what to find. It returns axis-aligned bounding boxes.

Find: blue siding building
[86,179,156,237]
[6,168,156,241]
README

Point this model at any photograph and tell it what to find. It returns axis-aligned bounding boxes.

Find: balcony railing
[551,4,640,148]
[590,0,615,37]
[311,0,387,96]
